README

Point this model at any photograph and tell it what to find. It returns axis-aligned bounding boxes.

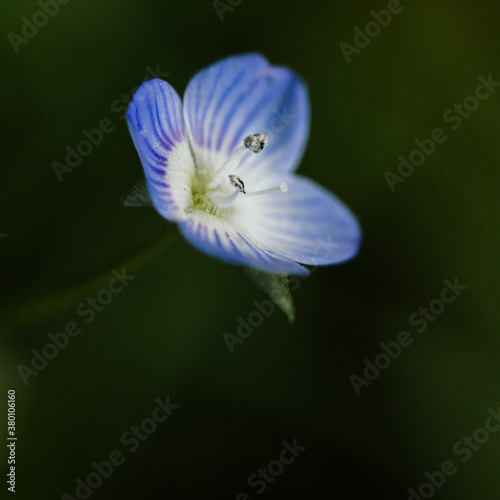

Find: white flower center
[198,132,287,211]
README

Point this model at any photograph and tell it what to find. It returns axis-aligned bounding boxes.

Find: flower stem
[2,224,179,332]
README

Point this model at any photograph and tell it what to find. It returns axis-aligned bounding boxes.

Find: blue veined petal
[127,78,194,221]
[178,211,309,275]
[234,175,362,266]
[183,53,309,177]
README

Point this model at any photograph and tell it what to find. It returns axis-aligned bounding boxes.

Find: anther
[228,174,246,194]
[243,132,268,154]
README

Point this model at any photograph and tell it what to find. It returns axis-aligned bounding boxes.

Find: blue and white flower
[126,53,361,275]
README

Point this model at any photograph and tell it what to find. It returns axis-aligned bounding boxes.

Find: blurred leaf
[121,180,153,207]
[237,267,295,323]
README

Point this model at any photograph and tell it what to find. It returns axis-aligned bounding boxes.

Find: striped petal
[234,175,362,266]
[183,53,309,179]
[127,79,194,221]
[178,211,309,275]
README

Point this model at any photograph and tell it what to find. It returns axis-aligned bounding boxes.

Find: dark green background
[2,0,500,498]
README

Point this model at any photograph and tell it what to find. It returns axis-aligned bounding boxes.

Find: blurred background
[1,0,500,498]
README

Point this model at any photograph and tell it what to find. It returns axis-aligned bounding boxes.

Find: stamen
[204,179,287,209]
[228,174,246,194]
[207,132,269,189]
[243,131,268,154]
[245,182,288,197]
[208,188,240,208]
[221,145,247,173]
[206,145,246,190]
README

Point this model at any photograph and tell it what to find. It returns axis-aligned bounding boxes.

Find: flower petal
[234,175,362,266]
[127,78,194,221]
[183,53,309,178]
[178,211,309,275]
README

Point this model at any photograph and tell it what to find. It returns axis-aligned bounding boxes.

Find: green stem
[2,224,179,332]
